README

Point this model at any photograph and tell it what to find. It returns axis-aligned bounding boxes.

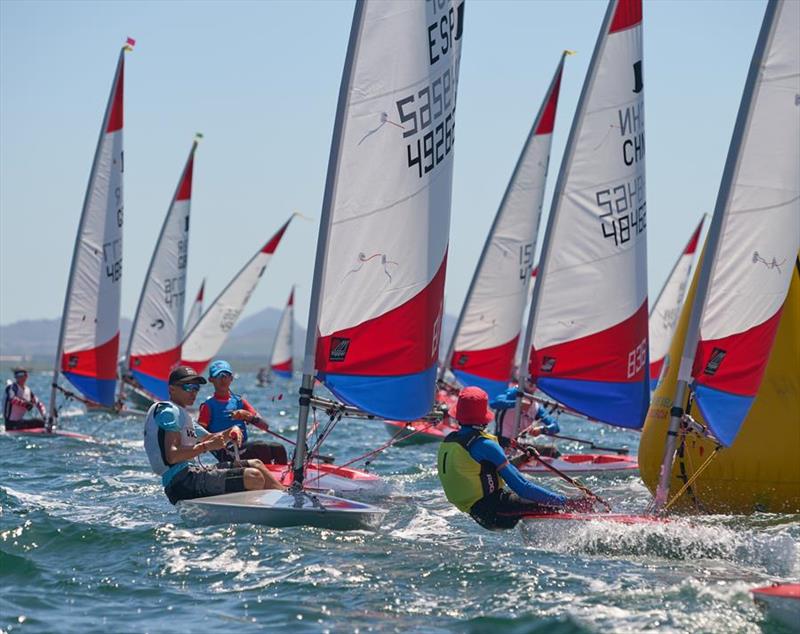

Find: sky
[0,0,769,332]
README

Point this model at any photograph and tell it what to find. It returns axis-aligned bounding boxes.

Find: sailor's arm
[163,429,229,463]
[231,398,268,430]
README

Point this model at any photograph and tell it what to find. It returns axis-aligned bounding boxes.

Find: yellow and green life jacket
[437,428,506,512]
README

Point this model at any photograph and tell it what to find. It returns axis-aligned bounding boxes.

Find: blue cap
[208,360,233,378]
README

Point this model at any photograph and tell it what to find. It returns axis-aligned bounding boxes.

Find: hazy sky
[0,0,768,331]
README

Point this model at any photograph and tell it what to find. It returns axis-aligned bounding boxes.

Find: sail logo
[456,353,468,367]
[68,355,79,369]
[703,348,727,376]
[752,251,785,274]
[330,337,351,362]
[540,356,556,373]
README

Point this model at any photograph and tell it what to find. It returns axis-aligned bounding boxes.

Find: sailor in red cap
[437,386,586,530]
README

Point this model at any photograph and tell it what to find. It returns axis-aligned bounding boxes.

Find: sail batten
[50,45,129,414]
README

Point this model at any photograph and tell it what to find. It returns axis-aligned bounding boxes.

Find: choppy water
[1,373,798,633]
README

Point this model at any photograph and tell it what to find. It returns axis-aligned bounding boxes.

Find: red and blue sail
[686,0,799,446]
[312,1,464,421]
[57,43,130,408]
[447,54,566,401]
[127,139,198,400]
[525,0,649,430]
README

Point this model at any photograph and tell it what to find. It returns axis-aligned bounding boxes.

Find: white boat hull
[266,463,388,496]
[178,489,386,530]
[518,453,639,475]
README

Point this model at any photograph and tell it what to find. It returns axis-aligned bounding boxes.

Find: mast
[653,0,785,510]
[440,51,569,389]
[516,0,620,429]
[49,42,131,425]
[294,1,367,485]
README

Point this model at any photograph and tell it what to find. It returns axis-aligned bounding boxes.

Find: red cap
[449,386,494,426]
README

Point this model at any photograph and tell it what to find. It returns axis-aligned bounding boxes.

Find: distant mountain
[0,310,458,369]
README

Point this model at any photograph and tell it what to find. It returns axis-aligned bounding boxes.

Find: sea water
[1,372,797,633]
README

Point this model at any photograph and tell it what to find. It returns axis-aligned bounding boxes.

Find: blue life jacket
[202,392,249,441]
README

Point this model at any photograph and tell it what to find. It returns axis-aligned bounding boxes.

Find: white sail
[307,0,465,422]
[126,139,198,399]
[184,279,205,334]
[648,216,704,388]
[179,217,293,374]
[445,54,567,399]
[50,42,132,415]
[268,286,295,378]
[520,0,649,429]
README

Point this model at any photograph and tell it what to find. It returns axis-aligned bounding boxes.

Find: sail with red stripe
[648,217,704,388]
[521,0,649,429]
[49,43,131,413]
[179,216,293,376]
[444,54,567,400]
[306,0,464,421]
[184,278,205,335]
[126,139,199,399]
[269,286,295,378]
[686,0,799,446]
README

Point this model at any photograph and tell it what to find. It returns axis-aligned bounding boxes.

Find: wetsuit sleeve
[469,438,566,506]
[240,398,257,415]
[154,404,181,432]
[197,402,210,429]
[32,391,46,416]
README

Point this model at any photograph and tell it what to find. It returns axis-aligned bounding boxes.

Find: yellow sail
[639,255,800,513]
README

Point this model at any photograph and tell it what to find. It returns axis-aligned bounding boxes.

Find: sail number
[596,175,646,246]
[519,243,534,280]
[626,337,647,378]
[103,238,122,282]
[397,67,458,178]
[164,276,185,309]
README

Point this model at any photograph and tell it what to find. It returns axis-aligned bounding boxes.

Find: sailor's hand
[226,427,243,447]
[204,434,227,451]
[230,409,254,422]
[25,401,34,411]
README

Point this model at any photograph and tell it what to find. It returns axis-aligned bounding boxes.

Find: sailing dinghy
[125,137,201,401]
[640,0,800,513]
[511,0,652,514]
[384,51,568,444]
[44,40,133,438]
[180,0,465,528]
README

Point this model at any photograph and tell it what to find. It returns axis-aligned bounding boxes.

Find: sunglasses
[14,372,27,378]
[179,383,201,393]
[211,372,232,379]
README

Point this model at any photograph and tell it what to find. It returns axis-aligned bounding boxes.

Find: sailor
[3,368,47,430]
[143,366,285,505]
[437,386,590,530]
[197,360,288,465]
[490,386,561,457]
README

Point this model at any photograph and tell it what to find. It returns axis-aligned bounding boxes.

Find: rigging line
[663,445,721,513]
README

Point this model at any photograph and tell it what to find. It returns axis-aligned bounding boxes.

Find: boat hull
[751,584,800,630]
[518,453,639,475]
[178,489,386,530]
[266,462,386,496]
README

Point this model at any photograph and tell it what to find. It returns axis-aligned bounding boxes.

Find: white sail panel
[58,48,127,407]
[648,217,703,387]
[127,142,197,398]
[270,287,295,377]
[180,218,292,374]
[313,0,465,420]
[184,279,205,335]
